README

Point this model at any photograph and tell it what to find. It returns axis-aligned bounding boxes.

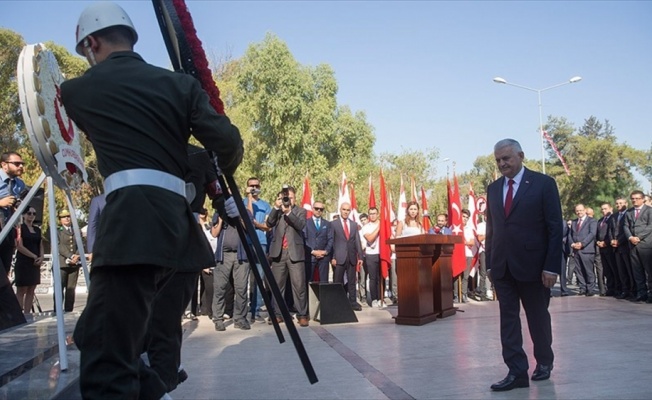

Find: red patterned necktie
[343,219,350,239]
[577,219,582,232]
[504,179,514,216]
[635,209,640,219]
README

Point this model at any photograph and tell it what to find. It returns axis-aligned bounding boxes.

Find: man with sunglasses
[0,151,27,329]
[305,202,333,283]
[0,151,26,276]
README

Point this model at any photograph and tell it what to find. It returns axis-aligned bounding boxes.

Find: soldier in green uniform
[60,2,243,399]
[56,209,82,312]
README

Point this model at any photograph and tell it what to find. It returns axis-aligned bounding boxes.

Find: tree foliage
[0,29,94,231]
[215,33,377,213]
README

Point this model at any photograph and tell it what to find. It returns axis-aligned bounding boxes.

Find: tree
[215,33,376,212]
[545,115,643,217]
[0,29,95,229]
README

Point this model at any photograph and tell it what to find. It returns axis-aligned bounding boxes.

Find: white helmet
[75,1,138,55]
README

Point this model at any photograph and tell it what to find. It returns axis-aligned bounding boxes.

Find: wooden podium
[388,234,462,325]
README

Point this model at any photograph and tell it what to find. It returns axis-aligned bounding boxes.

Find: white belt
[104,169,187,198]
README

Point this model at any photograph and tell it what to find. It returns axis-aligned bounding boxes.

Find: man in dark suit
[267,186,309,326]
[331,202,364,311]
[304,201,333,283]
[610,197,635,299]
[60,3,243,398]
[623,190,652,302]
[485,139,562,391]
[559,220,572,296]
[56,209,82,312]
[570,204,598,296]
[596,202,619,296]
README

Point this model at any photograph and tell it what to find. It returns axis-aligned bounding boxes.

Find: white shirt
[360,221,380,255]
[503,167,525,205]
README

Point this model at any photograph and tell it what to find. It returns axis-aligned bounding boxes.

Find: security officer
[56,209,82,312]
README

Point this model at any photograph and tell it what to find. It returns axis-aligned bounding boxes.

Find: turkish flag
[379,170,392,279]
[448,173,466,277]
[301,174,313,218]
[421,186,431,232]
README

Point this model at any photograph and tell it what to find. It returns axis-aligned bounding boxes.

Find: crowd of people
[561,194,652,301]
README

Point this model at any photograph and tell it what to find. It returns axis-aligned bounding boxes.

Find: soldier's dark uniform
[56,214,81,312]
[61,50,242,399]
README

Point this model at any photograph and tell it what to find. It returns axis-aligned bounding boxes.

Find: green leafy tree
[215,33,375,212]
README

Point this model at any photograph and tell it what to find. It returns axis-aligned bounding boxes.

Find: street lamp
[493,76,582,174]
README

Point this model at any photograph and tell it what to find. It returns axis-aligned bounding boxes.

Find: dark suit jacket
[267,205,306,262]
[61,51,242,272]
[304,217,333,263]
[58,226,80,268]
[570,217,597,254]
[611,211,630,252]
[485,167,563,281]
[596,214,613,243]
[623,204,652,249]
[331,219,363,266]
[86,194,106,253]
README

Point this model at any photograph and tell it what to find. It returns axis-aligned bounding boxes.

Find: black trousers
[0,235,15,275]
[614,247,634,294]
[58,265,80,312]
[74,265,173,399]
[334,261,357,304]
[365,254,380,302]
[630,245,652,297]
[0,272,26,331]
[493,268,553,378]
[143,271,198,395]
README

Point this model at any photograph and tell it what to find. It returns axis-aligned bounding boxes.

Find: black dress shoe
[351,302,362,311]
[490,374,529,391]
[560,292,570,297]
[615,292,627,299]
[585,291,594,297]
[531,364,553,381]
[633,295,648,302]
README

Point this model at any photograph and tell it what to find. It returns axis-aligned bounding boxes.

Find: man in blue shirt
[0,151,27,275]
[243,177,271,320]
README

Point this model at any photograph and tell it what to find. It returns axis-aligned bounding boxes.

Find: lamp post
[493,76,582,174]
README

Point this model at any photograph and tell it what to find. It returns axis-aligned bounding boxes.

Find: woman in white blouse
[395,201,425,237]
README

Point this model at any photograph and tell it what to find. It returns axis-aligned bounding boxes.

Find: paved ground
[5,285,652,400]
[170,291,652,400]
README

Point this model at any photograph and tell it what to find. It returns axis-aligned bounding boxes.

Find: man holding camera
[0,151,26,275]
[244,177,271,320]
[267,186,309,327]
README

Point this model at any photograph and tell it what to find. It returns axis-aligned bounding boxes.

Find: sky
[2,1,651,187]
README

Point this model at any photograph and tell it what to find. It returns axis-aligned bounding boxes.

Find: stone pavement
[3,289,652,399]
[172,293,652,400]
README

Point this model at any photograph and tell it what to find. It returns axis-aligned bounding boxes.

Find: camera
[12,188,30,209]
[248,187,261,196]
[281,185,291,208]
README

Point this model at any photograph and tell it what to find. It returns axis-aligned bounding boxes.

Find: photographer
[266,186,309,327]
[244,177,271,321]
[0,152,26,275]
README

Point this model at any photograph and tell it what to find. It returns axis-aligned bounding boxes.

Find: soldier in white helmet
[60,2,243,398]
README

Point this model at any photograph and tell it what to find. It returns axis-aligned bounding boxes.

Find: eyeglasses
[60,216,71,218]
[314,207,324,211]
[26,212,36,216]
[4,161,25,167]
[249,184,261,188]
